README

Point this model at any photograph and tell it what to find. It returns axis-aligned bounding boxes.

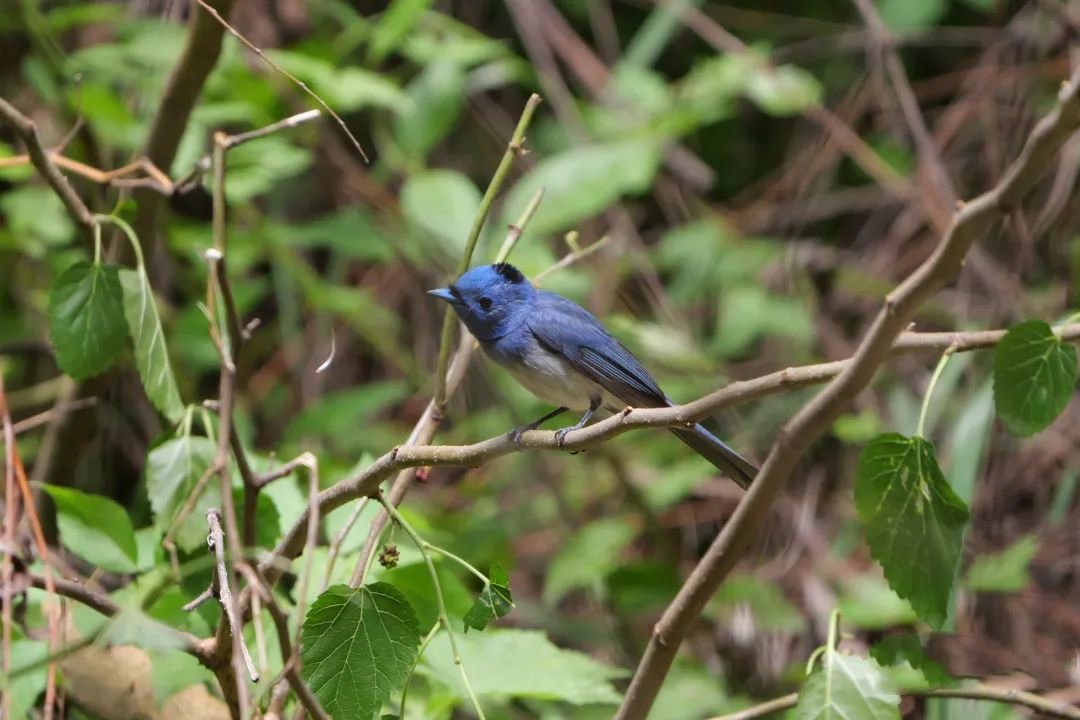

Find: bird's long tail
[669,424,757,489]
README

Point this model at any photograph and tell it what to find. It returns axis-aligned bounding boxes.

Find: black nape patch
[492,262,525,284]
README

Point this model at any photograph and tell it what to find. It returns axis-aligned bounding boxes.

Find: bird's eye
[478,296,493,310]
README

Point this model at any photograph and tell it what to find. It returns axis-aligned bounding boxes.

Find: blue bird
[428,263,757,488]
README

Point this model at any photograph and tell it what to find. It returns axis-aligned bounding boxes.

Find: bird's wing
[527,291,667,408]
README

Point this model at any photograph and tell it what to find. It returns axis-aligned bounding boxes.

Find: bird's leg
[555,396,602,449]
[509,406,568,447]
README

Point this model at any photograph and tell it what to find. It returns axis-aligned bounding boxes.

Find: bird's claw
[555,428,569,448]
[508,427,525,448]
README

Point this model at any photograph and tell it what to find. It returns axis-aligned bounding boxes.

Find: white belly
[504,352,616,412]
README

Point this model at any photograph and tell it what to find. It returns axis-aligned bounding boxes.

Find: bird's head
[428,263,535,341]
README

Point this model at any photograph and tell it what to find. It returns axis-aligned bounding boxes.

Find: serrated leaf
[48,261,128,379]
[993,321,1077,436]
[421,629,624,706]
[964,534,1039,592]
[145,436,217,552]
[118,268,184,422]
[42,485,138,573]
[871,635,955,688]
[797,652,900,720]
[463,562,513,632]
[302,583,421,720]
[855,434,969,628]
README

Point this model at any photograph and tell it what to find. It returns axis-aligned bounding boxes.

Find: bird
[428,262,758,489]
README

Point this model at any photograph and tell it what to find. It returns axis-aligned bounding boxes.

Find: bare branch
[613,63,1080,720]
[204,509,259,684]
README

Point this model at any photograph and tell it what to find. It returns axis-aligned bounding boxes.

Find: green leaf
[145,435,217,552]
[421,629,624,706]
[302,583,422,720]
[745,64,822,116]
[707,573,805,633]
[544,518,635,604]
[992,321,1077,436]
[964,534,1039,592]
[855,434,970,628]
[9,635,49,719]
[797,652,900,720]
[871,635,955,688]
[400,170,481,255]
[368,0,435,64]
[394,59,466,162]
[42,485,138,573]
[836,576,917,630]
[118,269,184,422]
[501,138,664,237]
[876,0,947,31]
[224,135,314,202]
[48,262,128,379]
[463,562,513,632]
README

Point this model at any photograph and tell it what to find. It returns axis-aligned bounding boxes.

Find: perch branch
[263,321,1080,587]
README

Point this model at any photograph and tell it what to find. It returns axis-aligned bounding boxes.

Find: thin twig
[614,62,1080,720]
[433,94,543,410]
[191,0,368,162]
[11,398,97,436]
[206,510,259,683]
[237,565,331,720]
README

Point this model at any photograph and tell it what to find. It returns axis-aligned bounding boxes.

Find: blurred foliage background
[2,0,1080,718]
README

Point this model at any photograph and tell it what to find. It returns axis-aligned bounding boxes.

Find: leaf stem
[424,543,492,587]
[399,622,441,719]
[375,492,487,720]
[92,213,145,272]
[917,350,953,438]
[1058,310,1080,335]
[433,94,543,411]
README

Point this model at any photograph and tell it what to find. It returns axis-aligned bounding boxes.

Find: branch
[261,321,1080,585]
[613,63,1080,720]
[201,510,259,683]
[0,97,94,241]
[705,685,1080,720]
[132,0,236,253]
[27,573,211,663]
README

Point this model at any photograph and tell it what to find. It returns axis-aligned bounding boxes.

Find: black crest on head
[492,262,525,284]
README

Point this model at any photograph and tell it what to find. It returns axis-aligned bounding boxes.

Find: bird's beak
[427,287,458,305]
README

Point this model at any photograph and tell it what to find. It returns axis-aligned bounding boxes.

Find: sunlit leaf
[855,433,969,628]
[401,170,481,255]
[368,0,435,64]
[48,261,128,379]
[463,562,513,632]
[302,583,422,720]
[501,138,664,237]
[421,629,624,706]
[394,59,466,161]
[796,652,900,720]
[745,64,822,116]
[964,534,1039,592]
[992,321,1077,436]
[118,268,184,422]
[42,485,138,573]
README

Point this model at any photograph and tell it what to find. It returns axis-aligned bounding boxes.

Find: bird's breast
[481,339,601,412]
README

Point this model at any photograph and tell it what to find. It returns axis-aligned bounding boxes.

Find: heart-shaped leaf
[49,262,127,379]
[993,320,1077,436]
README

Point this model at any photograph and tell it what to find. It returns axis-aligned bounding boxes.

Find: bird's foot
[554,427,569,448]
[508,426,527,448]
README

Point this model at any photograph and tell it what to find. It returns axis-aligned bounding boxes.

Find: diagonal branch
[260,321,1080,586]
[613,63,1080,720]
[0,97,94,242]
